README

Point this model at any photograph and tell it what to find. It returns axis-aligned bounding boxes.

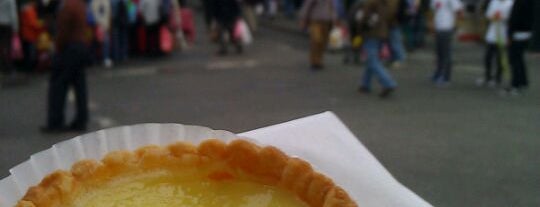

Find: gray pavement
[1,15,540,207]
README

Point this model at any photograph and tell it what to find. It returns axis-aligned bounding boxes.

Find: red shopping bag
[160,26,174,53]
[380,43,390,60]
[180,8,195,43]
[95,26,105,43]
[11,34,23,60]
[137,25,146,53]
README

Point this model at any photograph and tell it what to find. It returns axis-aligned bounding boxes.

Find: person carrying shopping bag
[91,0,113,67]
[299,0,338,71]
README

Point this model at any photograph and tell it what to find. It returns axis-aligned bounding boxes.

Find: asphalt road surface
[1,15,539,207]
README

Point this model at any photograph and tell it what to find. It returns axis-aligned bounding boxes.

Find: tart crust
[16,139,357,207]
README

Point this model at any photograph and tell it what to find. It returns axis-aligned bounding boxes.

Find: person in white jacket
[91,0,113,67]
[430,0,463,86]
[139,0,162,56]
[478,0,513,87]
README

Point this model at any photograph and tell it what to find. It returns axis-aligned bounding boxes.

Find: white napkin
[240,111,432,207]
[0,112,432,207]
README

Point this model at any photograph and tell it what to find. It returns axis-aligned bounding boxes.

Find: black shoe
[217,49,228,56]
[40,126,68,134]
[310,65,324,71]
[357,86,371,94]
[379,88,395,98]
[236,46,244,54]
[68,123,88,132]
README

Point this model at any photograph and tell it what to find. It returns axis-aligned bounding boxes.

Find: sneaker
[475,78,486,87]
[435,80,450,88]
[500,87,521,97]
[40,126,68,134]
[104,58,113,68]
[390,61,403,69]
[379,88,395,98]
[310,64,324,71]
[486,80,497,89]
[357,86,371,94]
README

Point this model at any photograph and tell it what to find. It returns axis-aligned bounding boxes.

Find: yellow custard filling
[72,171,308,207]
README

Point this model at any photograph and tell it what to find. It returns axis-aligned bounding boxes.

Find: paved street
[1,15,539,207]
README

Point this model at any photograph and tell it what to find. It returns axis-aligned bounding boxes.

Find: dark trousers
[146,23,160,56]
[112,26,129,61]
[46,43,90,128]
[433,30,453,82]
[218,21,242,52]
[0,25,13,74]
[509,40,529,89]
[22,40,37,71]
[484,44,503,83]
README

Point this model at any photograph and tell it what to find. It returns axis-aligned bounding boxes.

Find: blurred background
[0,0,539,206]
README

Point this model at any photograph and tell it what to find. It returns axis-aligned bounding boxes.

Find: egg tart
[16,139,357,207]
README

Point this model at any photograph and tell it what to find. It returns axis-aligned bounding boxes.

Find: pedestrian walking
[211,0,243,55]
[343,0,364,65]
[476,0,513,88]
[357,0,399,98]
[430,0,463,87]
[505,0,537,95]
[20,2,43,71]
[42,0,91,133]
[91,0,113,67]
[299,0,337,71]
[140,0,162,56]
[0,0,19,84]
[388,0,409,68]
[242,0,263,33]
[111,0,131,62]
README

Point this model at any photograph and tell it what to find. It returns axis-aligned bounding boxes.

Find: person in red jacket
[19,2,43,71]
[42,0,92,133]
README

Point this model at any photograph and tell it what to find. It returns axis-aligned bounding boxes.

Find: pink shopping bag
[11,34,23,60]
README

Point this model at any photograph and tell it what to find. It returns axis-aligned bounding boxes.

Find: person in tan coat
[299,0,337,71]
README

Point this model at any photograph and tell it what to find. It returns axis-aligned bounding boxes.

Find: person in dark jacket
[358,0,398,98]
[505,0,536,95]
[211,0,243,55]
[42,0,91,133]
[530,1,540,52]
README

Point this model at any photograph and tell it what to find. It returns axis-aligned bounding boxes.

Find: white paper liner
[0,112,432,207]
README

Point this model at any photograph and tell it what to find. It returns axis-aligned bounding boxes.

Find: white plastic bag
[234,19,253,46]
[328,26,347,50]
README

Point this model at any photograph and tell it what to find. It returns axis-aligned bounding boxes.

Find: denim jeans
[112,27,129,61]
[433,30,453,82]
[389,26,406,62]
[361,38,397,89]
[103,33,111,60]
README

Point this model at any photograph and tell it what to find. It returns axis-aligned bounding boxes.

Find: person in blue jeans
[388,0,409,68]
[111,0,131,62]
[388,26,406,67]
[361,38,398,97]
[358,0,398,98]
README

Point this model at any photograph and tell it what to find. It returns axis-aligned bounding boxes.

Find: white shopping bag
[234,19,253,46]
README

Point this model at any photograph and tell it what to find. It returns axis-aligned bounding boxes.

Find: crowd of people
[0,0,192,76]
[0,0,539,132]
[296,0,539,97]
